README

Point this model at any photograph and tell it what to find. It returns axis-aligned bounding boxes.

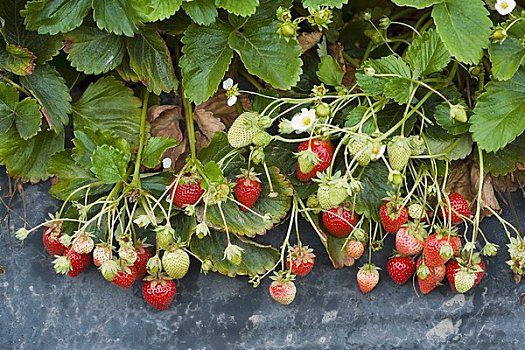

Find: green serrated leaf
[90,144,130,184]
[391,0,441,9]
[483,136,525,176]
[489,21,525,81]
[355,162,395,221]
[317,55,343,86]
[127,27,178,94]
[356,55,411,96]
[426,133,473,161]
[0,0,63,65]
[21,0,91,35]
[0,82,21,133]
[0,43,35,76]
[471,68,525,152]
[190,230,279,277]
[72,77,142,146]
[13,98,42,139]
[228,23,302,91]
[180,21,234,104]
[0,127,64,182]
[383,78,414,104]
[142,136,178,168]
[92,0,141,37]
[216,0,259,17]
[48,150,111,201]
[203,160,226,185]
[302,0,348,8]
[432,0,492,64]
[434,102,469,136]
[65,27,126,75]
[182,0,218,26]
[406,29,450,77]
[131,0,183,22]
[20,65,71,133]
[72,128,131,170]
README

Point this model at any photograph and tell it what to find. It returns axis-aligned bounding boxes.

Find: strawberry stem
[182,94,197,160]
[131,90,150,189]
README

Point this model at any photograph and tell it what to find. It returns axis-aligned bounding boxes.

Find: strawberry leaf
[0,82,41,139]
[21,0,91,35]
[65,27,126,75]
[391,0,441,9]
[92,0,142,37]
[180,21,234,104]
[356,55,411,96]
[142,136,178,168]
[90,144,131,184]
[489,21,525,81]
[190,230,279,277]
[49,150,111,200]
[72,77,142,146]
[470,68,525,152]
[355,162,395,221]
[0,43,35,76]
[432,0,491,64]
[434,102,470,136]
[0,127,64,182]
[317,55,343,87]
[182,0,218,26]
[72,128,131,169]
[20,65,72,133]
[425,133,473,161]
[126,27,179,94]
[131,0,183,22]
[483,136,525,176]
[198,133,293,237]
[215,0,259,17]
[405,29,450,78]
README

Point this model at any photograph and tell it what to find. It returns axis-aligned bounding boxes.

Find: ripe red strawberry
[296,139,334,182]
[440,193,470,224]
[234,169,262,212]
[112,265,138,288]
[395,225,424,256]
[142,274,177,310]
[93,243,112,267]
[322,207,359,238]
[416,257,445,294]
[42,225,66,256]
[170,175,205,207]
[64,247,91,277]
[446,259,485,293]
[286,245,315,277]
[134,243,153,280]
[387,256,416,285]
[346,240,365,260]
[357,264,380,293]
[269,271,296,305]
[424,232,462,267]
[379,200,408,233]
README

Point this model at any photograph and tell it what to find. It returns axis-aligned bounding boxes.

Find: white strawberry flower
[368,142,386,161]
[291,108,317,133]
[223,78,240,106]
[496,0,516,15]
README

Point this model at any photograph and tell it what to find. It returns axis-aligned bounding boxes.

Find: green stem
[239,65,264,91]
[182,94,197,160]
[132,90,150,188]
[0,74,30,95]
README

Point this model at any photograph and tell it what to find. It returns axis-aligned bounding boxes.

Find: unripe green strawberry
[315,171,349,210]
[347,139,370,166]
[162,248,190,279]
[454,270,476,293]
[315,102,331,118]
[155,226,175,250]
[387,136,411,171]
[408,203,424,220]
[99,259,119,282]
[252,131,272,147]
[227,112,259,148]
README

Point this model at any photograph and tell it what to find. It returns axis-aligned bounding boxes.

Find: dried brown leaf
[328,42,356,87]
[148,105,186,171]
[298,31,322,54]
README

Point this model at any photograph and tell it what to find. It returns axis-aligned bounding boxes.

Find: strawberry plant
[2,0,525,309]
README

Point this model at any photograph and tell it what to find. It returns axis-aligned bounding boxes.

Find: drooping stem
[182,94,197,160]
[132,90,150,188]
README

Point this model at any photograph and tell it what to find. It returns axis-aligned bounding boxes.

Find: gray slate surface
[1,174,525,350]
